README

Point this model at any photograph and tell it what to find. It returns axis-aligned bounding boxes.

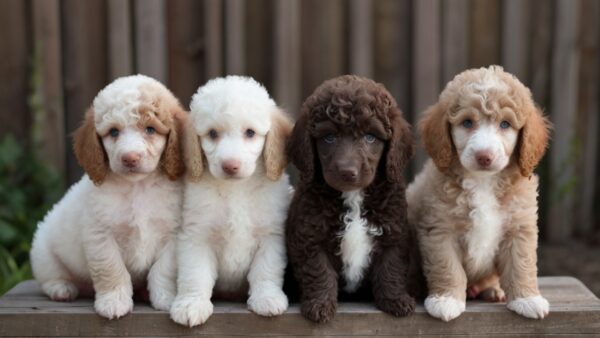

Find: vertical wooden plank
[349,0,373,78]
[373,0,411,114]
[0,0,31,141]
[204,0,223,79]
[576,0,599,237]
[107,0,133,80]
[134,0,167,83]
[225,0,245,75]
[470,0,501,67]
[548,0,581,242]
[530,0,553,106]
[501,0,531,82]
[245,0,273,88]
[62,0,108,183]
[273,0,301,116]
[442,0,470,84]
[301,0,347,99]
[413,0,441,170]
[31,0,64,173]
[167,0,205,107]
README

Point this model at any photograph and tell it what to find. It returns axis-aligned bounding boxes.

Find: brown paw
[301,298,337,323]
[376,294,416,317]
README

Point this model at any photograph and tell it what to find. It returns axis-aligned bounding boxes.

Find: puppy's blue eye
[109,128,119,137]
[462,119,474,129]
[145,126,156,134]
[208,129,218,139]
[364,134,376,143]
[245,129,255,138]
[500,121,511,129]
[324,134,336,144]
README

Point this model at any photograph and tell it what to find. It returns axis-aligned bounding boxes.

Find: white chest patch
[462,176,503,273]
[338,190,380,292]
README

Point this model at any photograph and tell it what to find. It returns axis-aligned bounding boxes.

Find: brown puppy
[286,75,418,323]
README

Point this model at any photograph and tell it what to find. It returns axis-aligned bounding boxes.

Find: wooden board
[1,277,599,336]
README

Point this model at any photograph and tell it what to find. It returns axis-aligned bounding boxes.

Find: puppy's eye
[364,134,377,143]
[145,126,156,135]
[323,134,336,144]
[462,119,474,129]
[499,121,511,129]
[109,128,119,138]
[208,129,219,139]
[245,129,255,138]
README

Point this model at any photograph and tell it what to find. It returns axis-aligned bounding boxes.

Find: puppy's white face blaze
[200,123,266,179]
[102,125,167,181]
[451,116,518,174]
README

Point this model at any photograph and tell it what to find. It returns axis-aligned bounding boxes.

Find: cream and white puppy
[30,75,185,319]
[169,76,293,327]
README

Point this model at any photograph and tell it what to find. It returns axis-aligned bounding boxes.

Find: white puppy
[30,75,185,319]
[169,76,293,327]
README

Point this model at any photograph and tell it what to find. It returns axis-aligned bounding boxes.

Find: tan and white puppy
[408,66,551,321]
[30,75,185,319]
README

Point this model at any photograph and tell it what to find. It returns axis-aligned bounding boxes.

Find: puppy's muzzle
[475,150,495,169]
[122,152,141,169]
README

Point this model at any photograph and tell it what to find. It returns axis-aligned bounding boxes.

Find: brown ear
[518,107,551,177]
[182,116,204,182]
[386,109,414,183]
[161,107,186,180]
[287,113,314,182]
[264,108,293,181]
[419,103,454,171]
[73,109,108,185]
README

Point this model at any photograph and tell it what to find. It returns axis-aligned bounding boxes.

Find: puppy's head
[288,75,413,192]
[184,76,292,181]
[420,66,551,177]
[73,75,185,185]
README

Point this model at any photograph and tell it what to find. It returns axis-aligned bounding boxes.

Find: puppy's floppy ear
[161,106,186,180]
[386,109,414,183]
[73,109,108,185]
[182,115,204,182]
[287,112,314,182]
[518,106,551,177]
[264,108,293,181]
[419,103,454,171]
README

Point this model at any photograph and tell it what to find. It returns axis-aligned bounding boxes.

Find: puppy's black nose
[339,168,358,182]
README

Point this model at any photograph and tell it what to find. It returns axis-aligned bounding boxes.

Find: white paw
[94,287,133,319]
[424,294,466,322]
[42,280,78,301]
[170,296,214,327]
[247,288,289,317]
[149,288,175,311]
[507,295,549,319]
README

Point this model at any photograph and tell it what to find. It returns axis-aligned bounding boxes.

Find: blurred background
[0,0,598,296]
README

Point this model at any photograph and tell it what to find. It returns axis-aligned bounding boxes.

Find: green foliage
[0,135,63,295]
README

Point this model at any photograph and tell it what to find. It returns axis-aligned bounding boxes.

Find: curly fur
[408,66,551,321]
[286,75,420,323]
[30,75,186,319]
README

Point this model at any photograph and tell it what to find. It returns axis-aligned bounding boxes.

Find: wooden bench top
[0,277,599,337]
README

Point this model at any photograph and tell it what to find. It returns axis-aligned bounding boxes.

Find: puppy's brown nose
[339,168,358,182]
[475,151,493,167]
[222,160,241,175]
[122,153,141,168]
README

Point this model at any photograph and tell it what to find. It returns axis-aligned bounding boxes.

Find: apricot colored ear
[73,109,108,185]
[161,107,186,180]
[518,107,551,177]
[264,108,293,181]
[182,116,204,182]
[419,103,454,171]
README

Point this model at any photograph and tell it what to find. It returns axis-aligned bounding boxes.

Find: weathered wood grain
[224,0,245,75]
[134,0,167,83]
[107,0,133,80]
[502,0,531,83]
[470,0,501,68]
[349,0,373,78]
[204,0,223,79]
[442,0,469,84]
[1,277,598,336]
[273,0,301,117]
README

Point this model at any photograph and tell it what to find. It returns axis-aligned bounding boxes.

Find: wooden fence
[0,0,598,243]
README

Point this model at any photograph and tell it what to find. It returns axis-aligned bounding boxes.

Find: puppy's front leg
[170,231,217,327]
[497,225,549,319]
[246,233,288,316]
[83,229,133,319]
[419,230,467,321]
[371,244,415,317]
[148,238,177,311]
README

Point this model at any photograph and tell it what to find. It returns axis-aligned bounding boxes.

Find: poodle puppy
[407,66,551,321]
[286,75,418,323]
[30,75,185,319]
[169,76,293,327]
